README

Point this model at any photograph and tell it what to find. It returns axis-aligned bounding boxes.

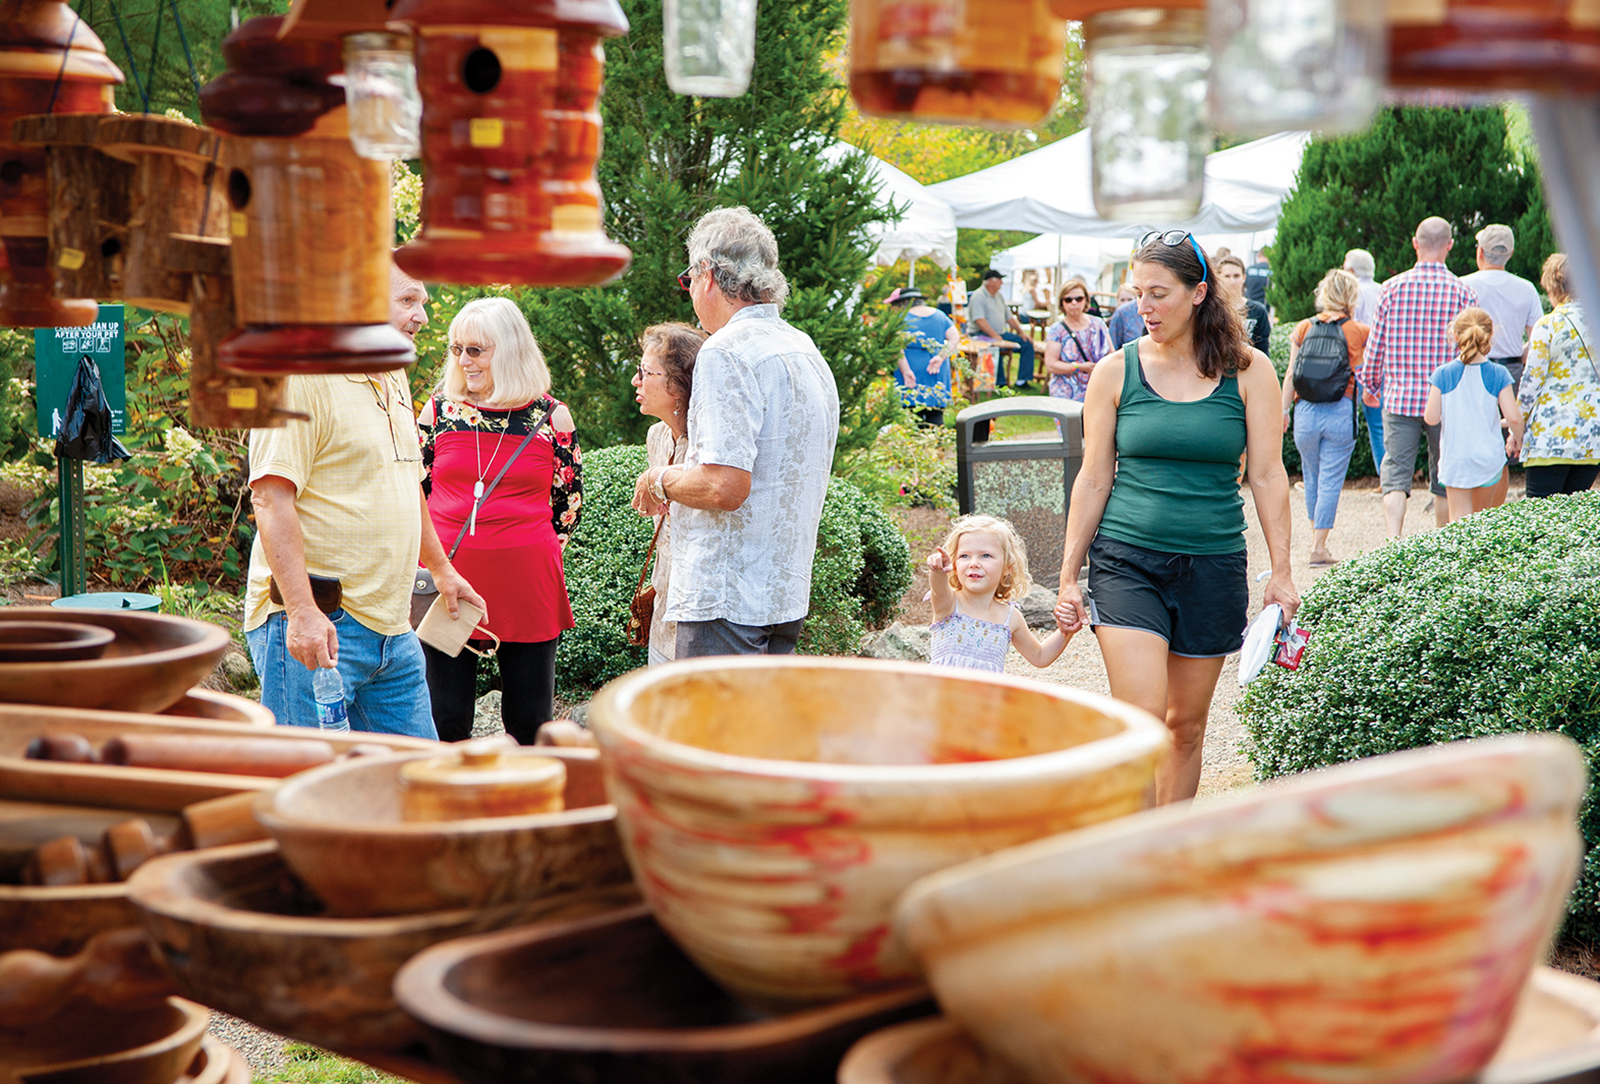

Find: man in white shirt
[1460,224,1544,393]
[633,206,840,657]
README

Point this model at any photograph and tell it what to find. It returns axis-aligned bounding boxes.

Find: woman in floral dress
[419,297,582,743]
[1519,254,1599,498]
[1044,277,1113,402]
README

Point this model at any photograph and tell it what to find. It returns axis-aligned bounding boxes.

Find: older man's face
[390,273,430,341]
[984,277,1002,295]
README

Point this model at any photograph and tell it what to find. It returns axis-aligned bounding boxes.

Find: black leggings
[1525,463,1600,499]
[423,637,559,744]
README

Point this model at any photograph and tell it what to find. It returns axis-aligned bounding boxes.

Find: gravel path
[1006,479,1511,799]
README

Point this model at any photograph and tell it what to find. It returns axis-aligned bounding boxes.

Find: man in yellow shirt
[242,265,483,737]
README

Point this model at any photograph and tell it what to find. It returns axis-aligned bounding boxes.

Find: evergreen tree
[514,0,903,456]
[1269,106,1555,324]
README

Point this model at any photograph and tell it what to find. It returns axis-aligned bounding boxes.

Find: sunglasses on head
[1139,230,1209,286]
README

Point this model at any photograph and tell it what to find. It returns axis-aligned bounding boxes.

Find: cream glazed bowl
[894,733,1587,1084]
[586,655,1168,1011]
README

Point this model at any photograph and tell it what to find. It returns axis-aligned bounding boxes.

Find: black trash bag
[53,354,130,463]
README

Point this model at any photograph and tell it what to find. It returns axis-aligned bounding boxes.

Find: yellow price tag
[226,387,258,409]
[469,118,504,148]
[230,211,248,238]
[57,247,86,270]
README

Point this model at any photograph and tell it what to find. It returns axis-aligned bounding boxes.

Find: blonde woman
[1519,254,1598,497]
[418,297,582,743]
[1280,268,1367,566]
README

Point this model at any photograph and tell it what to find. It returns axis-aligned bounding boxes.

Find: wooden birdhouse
[199,16,412,375]
[95,116,231,315]
[9,113,132,304]
[389,0,633,287]
[0,0,121,328]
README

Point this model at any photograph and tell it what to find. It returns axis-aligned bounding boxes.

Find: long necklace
[467,405,509,537]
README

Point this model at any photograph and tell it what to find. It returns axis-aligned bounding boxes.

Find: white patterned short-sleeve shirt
[664,305,840,627]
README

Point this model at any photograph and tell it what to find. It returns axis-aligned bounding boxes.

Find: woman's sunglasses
[449,344,488,358]
[1138,230,1209,285]
[1061,294,1087,305]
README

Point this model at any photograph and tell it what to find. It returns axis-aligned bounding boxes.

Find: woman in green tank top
[1053,232,1300,805]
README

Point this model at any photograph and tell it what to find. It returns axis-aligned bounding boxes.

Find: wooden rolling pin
[25,790,272,885]
[0,927,175,1029]
[101,734,338,777]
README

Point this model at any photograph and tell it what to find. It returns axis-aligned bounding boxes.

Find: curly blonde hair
[1451,307,1495,363]
[940,514,1032,602]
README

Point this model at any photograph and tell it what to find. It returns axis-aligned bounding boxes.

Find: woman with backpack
[1281,268,1366,567]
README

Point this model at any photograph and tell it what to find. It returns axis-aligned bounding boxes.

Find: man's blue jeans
[1002,332,1035,385]
[246,609,436,739]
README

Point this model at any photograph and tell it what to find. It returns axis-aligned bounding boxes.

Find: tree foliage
[1268,106,1556,324]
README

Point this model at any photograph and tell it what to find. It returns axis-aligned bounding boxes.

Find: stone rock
[214,649,255,692]
[1018,585,1058,629]
[862,622,931,662]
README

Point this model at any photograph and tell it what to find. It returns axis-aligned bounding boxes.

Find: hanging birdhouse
[0,0,121,328]
[388,0,632,287]
[95,116,231,315]
[167,233,297,430]
[9,113,132,304]
[200,16,411,375]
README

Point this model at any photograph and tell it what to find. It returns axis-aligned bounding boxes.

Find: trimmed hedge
[558,445,913,694]
[1238,494,1600,941]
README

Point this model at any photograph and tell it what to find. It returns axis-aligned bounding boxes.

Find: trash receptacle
[955,396,1083,589]
[52,591,161,612]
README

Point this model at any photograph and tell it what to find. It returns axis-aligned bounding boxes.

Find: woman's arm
[1499,385,1525,459]
[1241,351,1299,620]
[897,351,917,386]
[1520,317,1554,417]
[926,547,955,623]
[1422,386,1442,427]
[1054,353,1123,630]
[549,404,582,545]
[1010,606,1069,667]
[1043,329,1070,375]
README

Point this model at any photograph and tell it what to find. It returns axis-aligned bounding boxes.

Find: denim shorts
[1085,536,1249,658]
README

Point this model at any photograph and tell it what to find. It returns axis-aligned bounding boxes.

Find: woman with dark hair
[632,322,705,663]
[1054,231,1299,804]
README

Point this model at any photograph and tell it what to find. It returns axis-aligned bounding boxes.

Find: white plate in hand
[1238,603,1283,686]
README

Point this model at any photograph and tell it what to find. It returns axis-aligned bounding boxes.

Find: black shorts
[1085,536,1249,658]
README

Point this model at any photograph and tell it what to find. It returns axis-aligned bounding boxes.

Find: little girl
[927,514,1071,672]
[1424,307,1525,523]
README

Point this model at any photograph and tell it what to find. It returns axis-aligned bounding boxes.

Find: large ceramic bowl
[126,840,640,1051]
[0,608,230,713]
[587,656,1168,1009]
[894,734,1586,1084]
[254,746,633,917]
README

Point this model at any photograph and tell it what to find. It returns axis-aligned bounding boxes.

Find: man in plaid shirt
[1357,217,1477,538]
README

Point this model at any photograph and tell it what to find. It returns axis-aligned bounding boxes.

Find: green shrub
[1238,493,1600,941]
[558,446,914,694]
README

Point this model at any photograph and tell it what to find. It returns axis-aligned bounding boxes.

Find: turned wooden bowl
[255,747,632,917]
[0,706,436,814]
[838,968,1600,1084]
[160,690,275,727]
[587,656,1167,1010]
[0,623,114,664]
[0,609,229,714]
[393,902,934,1084]
[1,996,208,1084]
[893,734,1587,1084]
[0,881,137,955]
[126,840,640,1051]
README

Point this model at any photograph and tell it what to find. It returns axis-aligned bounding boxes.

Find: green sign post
[35,304,125,598]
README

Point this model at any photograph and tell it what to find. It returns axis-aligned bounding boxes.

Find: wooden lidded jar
[199,16,412,375]
[9,112,132,305]
[397,736,568,822]
[389,0,632,287]
[0,0,121,328]
[95,116,231,315]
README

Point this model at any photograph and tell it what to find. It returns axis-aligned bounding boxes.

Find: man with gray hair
[1460,224,1543,393]
[633,206,840,657]
[1356,216,1477,538]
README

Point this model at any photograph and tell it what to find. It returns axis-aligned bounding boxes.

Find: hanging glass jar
[1208,0,1384,136]
[1083,7,1209,220]
[341,32,424,160]
[849,0,1065,127]
[664,0,759,97]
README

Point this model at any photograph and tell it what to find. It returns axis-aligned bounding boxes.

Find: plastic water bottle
[312,666,349,732]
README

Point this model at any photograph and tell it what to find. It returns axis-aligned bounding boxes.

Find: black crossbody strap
[446,403,552,560]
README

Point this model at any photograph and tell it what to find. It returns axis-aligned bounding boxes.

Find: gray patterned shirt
[664,304,840,626]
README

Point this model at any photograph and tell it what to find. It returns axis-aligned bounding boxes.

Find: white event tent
[823,141,959,276]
